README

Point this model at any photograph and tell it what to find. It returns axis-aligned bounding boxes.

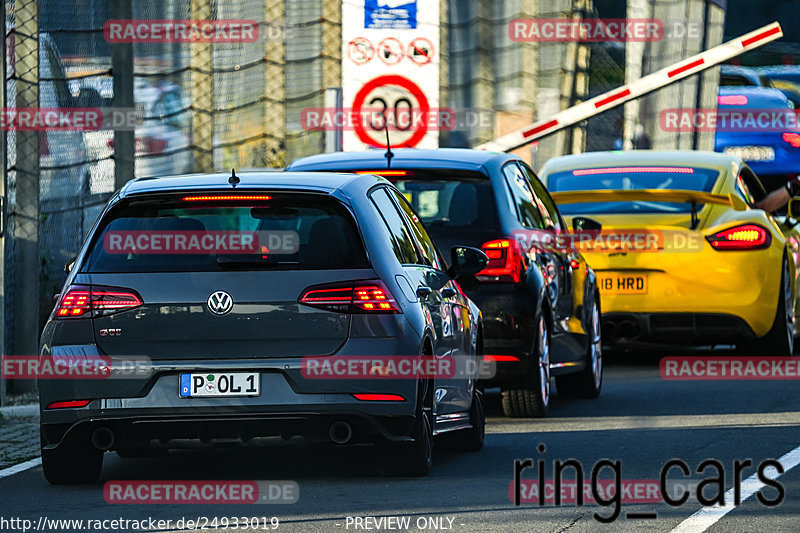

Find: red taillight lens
[181,195,273,202]
[476,239,523,283]
[92,289,143,311]
[707,224,770,250]
[783,133,800,148]
[299,280,400,313]
[57,287,91,317]
[56,285,143,319]
[484,354,520,362]
[569,259,581,269]
[47,399,91,409]
[352,393,405,401]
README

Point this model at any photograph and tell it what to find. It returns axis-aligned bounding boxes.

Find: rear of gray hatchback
[38,172,426,483]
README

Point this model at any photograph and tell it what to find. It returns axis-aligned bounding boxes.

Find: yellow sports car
[539,150,799,354]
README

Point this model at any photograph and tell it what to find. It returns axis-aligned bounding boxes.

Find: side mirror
[64,257,76,273]
[449,246,488,277]
[572,216,602,232]
[789,197,800,219]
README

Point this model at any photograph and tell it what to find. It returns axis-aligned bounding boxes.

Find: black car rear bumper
[41,409,416,452]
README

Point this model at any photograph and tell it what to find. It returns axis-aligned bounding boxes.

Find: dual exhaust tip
[602,319,639,340]
[92,422,353,449]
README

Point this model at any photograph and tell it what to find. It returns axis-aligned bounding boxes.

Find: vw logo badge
[207,291,234,315]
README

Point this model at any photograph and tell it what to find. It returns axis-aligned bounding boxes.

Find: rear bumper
[41,410,414,452]
[39,362,420,451]
[601,312,757,345]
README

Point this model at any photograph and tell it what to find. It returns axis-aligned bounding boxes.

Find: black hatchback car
[288,148,603,418]
[39,171,488,482]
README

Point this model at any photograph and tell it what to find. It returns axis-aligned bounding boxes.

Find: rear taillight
[56,285,143,319]
[352,393,405,401]
[707,224,770,250]
[47,399,91,409]
[783,133,800,148]
[299,280,400,313]
[476,239,523,283]
[484,354,520,362]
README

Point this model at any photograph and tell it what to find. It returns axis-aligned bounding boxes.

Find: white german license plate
[179,372,260,397]
[723,146,775,162]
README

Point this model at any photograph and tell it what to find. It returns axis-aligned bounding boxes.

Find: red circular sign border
[377,37,404,66]
[347,37,374,65]
[408,37,434,66]
[352,75,431,148]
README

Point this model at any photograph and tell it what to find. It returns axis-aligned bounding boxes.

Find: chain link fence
[2,0,340,396]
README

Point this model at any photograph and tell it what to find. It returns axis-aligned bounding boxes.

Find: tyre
[556,295,603,399]
[41,444,103,484]
[761,258,795,356]
[501,314,550,418]
[439,388,485,452]
[381,379,434,477]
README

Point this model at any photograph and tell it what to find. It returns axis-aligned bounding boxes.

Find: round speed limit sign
[352,75,431,148]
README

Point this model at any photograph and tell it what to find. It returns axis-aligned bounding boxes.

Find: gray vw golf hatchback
[39,171,487,483]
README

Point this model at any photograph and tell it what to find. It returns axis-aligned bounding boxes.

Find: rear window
[82,193,369,272]
[546,166,720,214]
[389,173,499,229]
[390,174,501,250]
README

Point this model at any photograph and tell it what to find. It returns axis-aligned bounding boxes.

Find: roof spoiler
[549,189,748,229]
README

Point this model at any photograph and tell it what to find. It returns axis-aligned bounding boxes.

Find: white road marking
[0,457,40,479]
[669,444,800,533]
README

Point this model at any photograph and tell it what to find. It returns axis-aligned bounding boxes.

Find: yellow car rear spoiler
[549,189,748,229]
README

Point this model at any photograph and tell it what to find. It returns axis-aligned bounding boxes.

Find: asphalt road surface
[2,347,800,533]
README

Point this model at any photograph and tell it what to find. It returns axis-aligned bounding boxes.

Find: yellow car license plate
[599,274,647,295]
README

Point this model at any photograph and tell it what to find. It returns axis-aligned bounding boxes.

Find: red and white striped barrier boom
[476,22,783,152]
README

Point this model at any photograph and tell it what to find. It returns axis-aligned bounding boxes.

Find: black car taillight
[476,238,523,283]
[706,224,771,251]
[299,280,401,313]
[55,285,143,319]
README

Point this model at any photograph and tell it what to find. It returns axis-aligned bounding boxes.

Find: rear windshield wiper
[216,256,300,268]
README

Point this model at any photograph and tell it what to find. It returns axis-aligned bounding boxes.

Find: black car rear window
[385,170,500,227]
[82,193,369,272]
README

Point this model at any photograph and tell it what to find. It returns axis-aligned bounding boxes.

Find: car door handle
[441,287,456,298]
[416,286,433,299]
